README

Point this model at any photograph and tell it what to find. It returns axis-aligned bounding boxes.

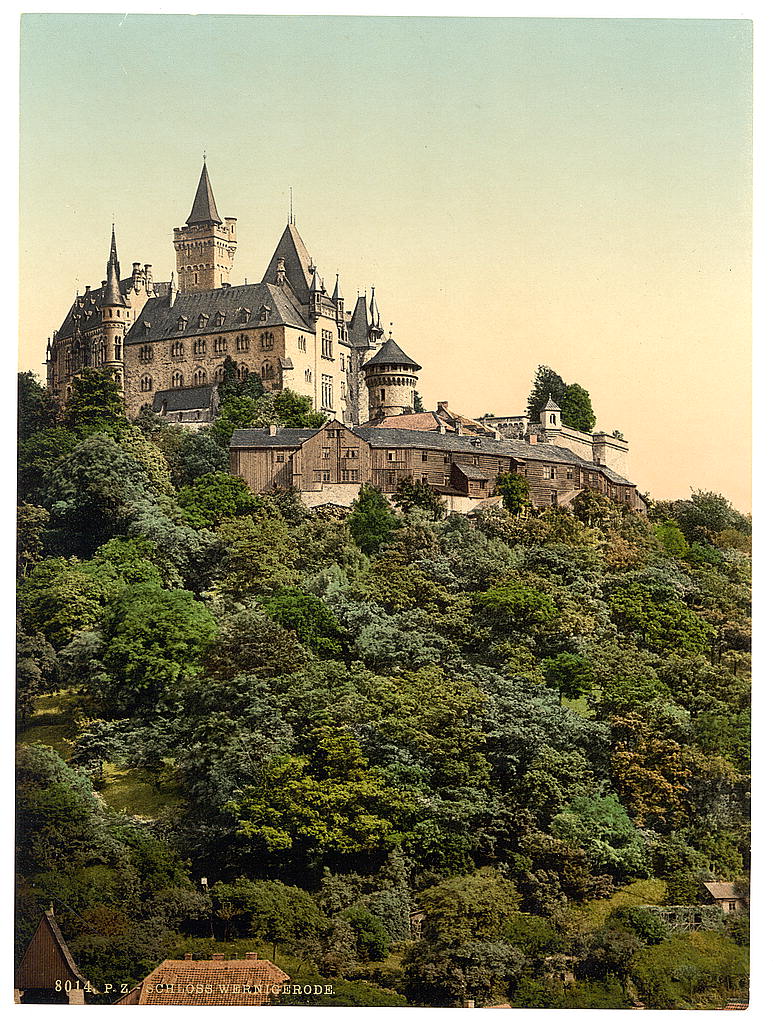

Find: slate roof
[119,957,289,1006]
[186,162,222,225]
[231,428,316,448]
[348,295,375,349]
[362,337,421,371]
[704,882,740,901]
[229,424,636,485]
[262,223,315,302]
[125,281,310,345]
[454,463,492,481]
[541,395,561,412]
[152,384,215,413]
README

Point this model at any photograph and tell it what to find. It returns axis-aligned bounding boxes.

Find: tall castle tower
[173,161,237,293]
[100,225,127,391]
[363,335,421,421]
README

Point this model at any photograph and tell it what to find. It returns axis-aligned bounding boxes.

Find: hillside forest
[16,367,751,1007]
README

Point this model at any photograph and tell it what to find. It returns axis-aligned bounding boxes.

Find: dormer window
[259,305,270,323]
[177,316,188,332]
[216,310,226,326]
[198,313,209,330]
[239,307,251,324]
[143,322,151,335]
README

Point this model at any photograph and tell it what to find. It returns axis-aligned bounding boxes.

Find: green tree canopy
[178,471,261,528]
[18,371,57,440]
[348,484,399,555]
[63,368,125,434]
[496,472,531,515]
[527,365,566,423]
[561,383,596,432]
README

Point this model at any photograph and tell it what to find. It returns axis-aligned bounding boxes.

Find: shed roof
[152,384,215,413]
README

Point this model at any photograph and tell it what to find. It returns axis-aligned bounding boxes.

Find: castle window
[321,329,334,360]
[193,273,198,285]
[114,342,122,361]
[236,334,250,352]
[143,322,151,335]
[347,357,352,372]
[140,344,154,363]
[172,340,185,358]
[216,310,226,326]
[214,336,227,354]
[259,306,270,323]
[238,363,250,381]
[140,374,153,392]
[341,381,346,397]
[198,313,209,330]
[550,414,556,425]
[298,336,307,352]
[177,316,188,332]
[304,368,312,384]
[214,366,225,383]
[193,368,207,385]
[194,339,207,355]
[261,361,275,381]
[260,332,274,350]
[321,374,334,409]
[340,355,346,372]
[172,370,184,388]
[239,308,251,324]
[380,389,386,400]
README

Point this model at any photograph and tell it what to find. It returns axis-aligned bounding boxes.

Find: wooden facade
[230,421,641,509]
[15,910,88,1004]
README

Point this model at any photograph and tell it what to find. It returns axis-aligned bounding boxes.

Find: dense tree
[178,471,261,528]
[348,484,399,555]
[392,478,446,519]
[62,368,125,433]
[496,471,531,515]
[18,371,57,440]
[527,365,566,423]
[549,794,648,879]
[561,383,596,432]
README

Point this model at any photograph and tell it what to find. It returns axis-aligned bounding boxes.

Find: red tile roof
[128,957,290,1006]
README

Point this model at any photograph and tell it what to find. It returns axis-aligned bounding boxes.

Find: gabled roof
[362,337,421,371]
[262,223,314,303]
[704,882,740,901]
[125,281,311,345]
[152,384,216,413]
[186,162,222,225]
[15,910,88,990]
[124,957,289,1006]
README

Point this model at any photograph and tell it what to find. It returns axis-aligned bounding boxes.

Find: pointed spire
[331,273,341,302]
[186,161,222,225]
[102,225,125,307]
[369,286,380,328]
[310,265,322,292]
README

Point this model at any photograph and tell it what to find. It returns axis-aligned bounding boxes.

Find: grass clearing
[17,690,81,757]
[563,878,668,933]
[99,764,183,819]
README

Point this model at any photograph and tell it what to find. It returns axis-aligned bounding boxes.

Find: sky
[18,14,752,509]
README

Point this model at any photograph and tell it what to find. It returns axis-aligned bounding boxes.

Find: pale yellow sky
[19,15,752,509]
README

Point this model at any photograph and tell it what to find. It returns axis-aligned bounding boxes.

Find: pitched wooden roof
[15,910,88,991]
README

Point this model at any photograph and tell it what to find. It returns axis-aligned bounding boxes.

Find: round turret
[362,336,421,420]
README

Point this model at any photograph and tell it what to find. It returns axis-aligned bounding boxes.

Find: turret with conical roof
[100,225,127,390]
[173,159,237,293]
[363,332,422,421]
[540,394,562,431]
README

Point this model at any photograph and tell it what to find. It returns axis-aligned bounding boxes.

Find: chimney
[212,954,225,961]
[437,401,449,412]
[184,953,193,961]
[244,952,258,960]
[269,424,278,436]
[438,423,446,434]
[528,433,538,445]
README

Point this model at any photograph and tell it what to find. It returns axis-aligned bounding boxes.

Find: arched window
[141,374,153,392]
[193,368,207,386]
[238,363,249,381]
[236,334,250,352]
[260,331,274,350]
[114,342,122,361]
[214,336,227,354]
[261,361,274,381]
[214,366,225,383]
[172,340,184,358]
[194,338,206,355]
[304,368,312,383]
[550,414,556,425]
[172,370,184,388]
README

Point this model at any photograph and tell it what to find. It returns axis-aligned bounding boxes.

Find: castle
[45,161,642,512]
[46,161,406,430]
